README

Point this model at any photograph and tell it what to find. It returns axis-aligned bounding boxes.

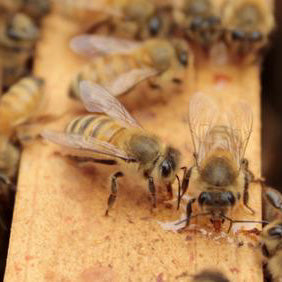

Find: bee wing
[226,101,253,162]
[188,92,218,161]
[105,68,159,96]
[70,35,141,57]
[79,81,142,129]
[42,130,136,162]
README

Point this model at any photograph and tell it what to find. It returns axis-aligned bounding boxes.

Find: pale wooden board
[4,13,263,282]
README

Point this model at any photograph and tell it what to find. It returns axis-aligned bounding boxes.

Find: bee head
[158,147,181,184]
[261,220,282,257]
[6,13,39,41]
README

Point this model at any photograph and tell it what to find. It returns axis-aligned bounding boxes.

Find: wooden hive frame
[4,3,266,281]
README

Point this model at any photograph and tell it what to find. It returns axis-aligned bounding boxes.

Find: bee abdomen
[66,114,126,145]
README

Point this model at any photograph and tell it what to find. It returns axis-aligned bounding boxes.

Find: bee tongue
[213,220,222,232]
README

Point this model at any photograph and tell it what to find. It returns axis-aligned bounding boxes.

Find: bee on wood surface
[0,13,39,88]
[260,220,282,282]
[173,0,223,50]
[178,93,256,232]
[43,81,181,215]
[222,0,275,62]
[192,269,230,282]
[262,186,282,222]
[0,76,45,140]
[69,35,193,101]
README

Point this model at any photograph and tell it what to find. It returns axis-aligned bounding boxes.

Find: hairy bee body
[179,93,254,232]
[44,82,181,215]
[0,13,39,87]
[70,53,144,99]
[70,38,190,99]
[222,0,275,61]
[66,114,169,175]
[0,76,44,138]
[261,220,282,282]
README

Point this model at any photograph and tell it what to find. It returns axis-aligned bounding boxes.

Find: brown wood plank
[4,12,263,282]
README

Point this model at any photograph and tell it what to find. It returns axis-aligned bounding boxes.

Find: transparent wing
[79,81,142,128]
[227,101,253,162]
[188,92,218,163]
[105,68,159,96]
[42,130,136,161]
[70,35,141,57]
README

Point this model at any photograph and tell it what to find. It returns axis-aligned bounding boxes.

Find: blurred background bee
[0,13,39,89]
[0,76,46,143]
[43,81,181,215]
[262,186,282,222]
[173,0,223,51]
[222,0,275,63]
[192,269,230,282]
[260,220,282,282]
[53,0,175,40]
[0,0,50,23]
[69,35,194,102]
[178,93,255,232]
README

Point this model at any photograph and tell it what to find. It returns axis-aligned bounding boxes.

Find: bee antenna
[219,214,269,233]
[176,174,181,209]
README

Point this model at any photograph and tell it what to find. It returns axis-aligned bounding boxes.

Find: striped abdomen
[66,114,127,150]
[0,76,44,136]
[70,53,145,99]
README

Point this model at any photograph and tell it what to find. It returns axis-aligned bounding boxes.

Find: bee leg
[166,183,173,200]
[185,198,196,227]
[177,166,194,210]
[243,172,255,215]
[105,171,124,216]
[148,176,157,208]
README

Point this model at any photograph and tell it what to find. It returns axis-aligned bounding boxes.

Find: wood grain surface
[4,12,264,282]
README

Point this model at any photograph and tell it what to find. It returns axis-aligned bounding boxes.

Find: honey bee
[260,220,282,282]
[0,0,50,22]
[0,13,39,88]
[262,186,282,222]
[192,270,230,282]
[69,35,193,100]
[43,81,181,215]
[222,0,275,61]
[54,0,173,39]
[173,0,223,49]
[0,76,45,139]
[178,93,256,232]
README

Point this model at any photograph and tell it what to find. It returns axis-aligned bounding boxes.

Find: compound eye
[178,51,188,66]
[198,192,212,206]
[226,192,236,205]
[161,160,171,178]
[250,31,263,42]
[148,16,161,36]
[268,225,282,238]
[232,30,245,41]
